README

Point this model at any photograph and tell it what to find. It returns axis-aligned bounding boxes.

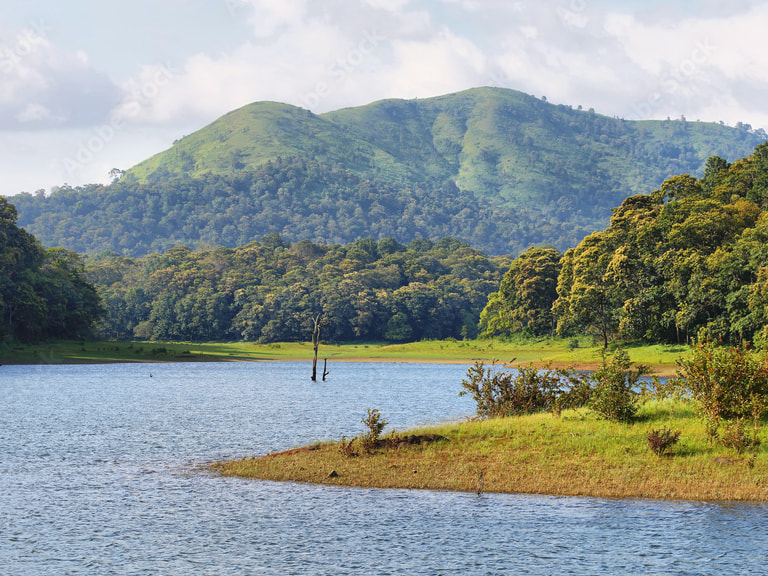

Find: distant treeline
[481,143,768,347]
[85,236,509,343]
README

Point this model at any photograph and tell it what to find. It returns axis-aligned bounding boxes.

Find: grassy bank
[0,337,686,375]
[213,400,768,502]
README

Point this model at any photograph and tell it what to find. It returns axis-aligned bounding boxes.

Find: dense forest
[10,164,560,257]
[5,142,768,348]
[85,236,509,343]
[0,197,103,343]
[8,143,768,348]
[12,87,765,257]
[481,143,768,348]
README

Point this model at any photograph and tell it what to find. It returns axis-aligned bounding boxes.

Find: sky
[1,0,767,196]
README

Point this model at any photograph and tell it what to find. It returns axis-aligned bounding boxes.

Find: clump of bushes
[460,349,648,421]
[459,360,590,418]
[675,338,768,448]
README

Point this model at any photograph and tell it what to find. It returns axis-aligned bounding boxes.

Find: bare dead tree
[310,313,330,381]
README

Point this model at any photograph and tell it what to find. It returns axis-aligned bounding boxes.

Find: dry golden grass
[212,401,768,502]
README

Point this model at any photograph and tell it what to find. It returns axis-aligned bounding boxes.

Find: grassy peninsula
[213,399,768,502]
[215,344,768,502]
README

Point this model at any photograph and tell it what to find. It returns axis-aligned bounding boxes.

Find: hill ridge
[10,86,766,256]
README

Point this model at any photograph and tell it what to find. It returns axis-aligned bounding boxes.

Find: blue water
[1,361,767,575]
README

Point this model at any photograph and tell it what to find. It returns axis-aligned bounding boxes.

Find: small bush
[646,427,681,456]
[676,339,768,426]
[720,419,761,454]
[588,349,647,423]
[646,375,681,402]
[360,408,388,452]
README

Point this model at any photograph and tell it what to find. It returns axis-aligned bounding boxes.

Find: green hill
[129,101,378,179]
[12,87,766,256]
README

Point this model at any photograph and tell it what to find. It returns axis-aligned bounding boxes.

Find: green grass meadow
[0,337,687,375]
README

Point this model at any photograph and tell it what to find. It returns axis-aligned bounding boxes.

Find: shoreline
[0,357,679,377]
[0,339,682,376]
[212,403,768,503]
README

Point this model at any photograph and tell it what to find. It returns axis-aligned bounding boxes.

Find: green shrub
[360,408,388,452]
[588,349,647,423]
[675,339,768,438]
[720,419,761,453]
[459,360,588,418]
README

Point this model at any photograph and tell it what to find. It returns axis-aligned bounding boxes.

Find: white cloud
[378,29,486,98]
[111,2,489,124]
[240,0,308,37]
[115,17,360,124]
[597,3,768,125]
[16,103,55,123]
[362,0,412,12]
[0,22,121,130]
[3,0,768,195]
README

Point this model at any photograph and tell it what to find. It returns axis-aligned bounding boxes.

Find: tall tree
[553,233,620,349]
[479,246,561,336]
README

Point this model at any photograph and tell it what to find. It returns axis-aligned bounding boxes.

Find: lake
[1,361,767,575]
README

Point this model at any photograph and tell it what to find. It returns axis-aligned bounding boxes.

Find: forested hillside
[11,165,547,256]
[481,143,768,348]
[12,87,765,257]
[86,236,509,343]
[0,197,103,343]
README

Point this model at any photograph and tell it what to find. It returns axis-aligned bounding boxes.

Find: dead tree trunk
[322,358,329,381]
[310,313,329,381]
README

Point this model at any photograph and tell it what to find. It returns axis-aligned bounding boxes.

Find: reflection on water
[1,361,766,575]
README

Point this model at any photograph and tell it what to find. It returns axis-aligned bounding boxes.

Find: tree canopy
[479,246,561,337]
[482,143,768,348]
[86,235,509,343]
[1,196,103,343]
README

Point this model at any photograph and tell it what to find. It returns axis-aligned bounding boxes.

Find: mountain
[11,87,766,256]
